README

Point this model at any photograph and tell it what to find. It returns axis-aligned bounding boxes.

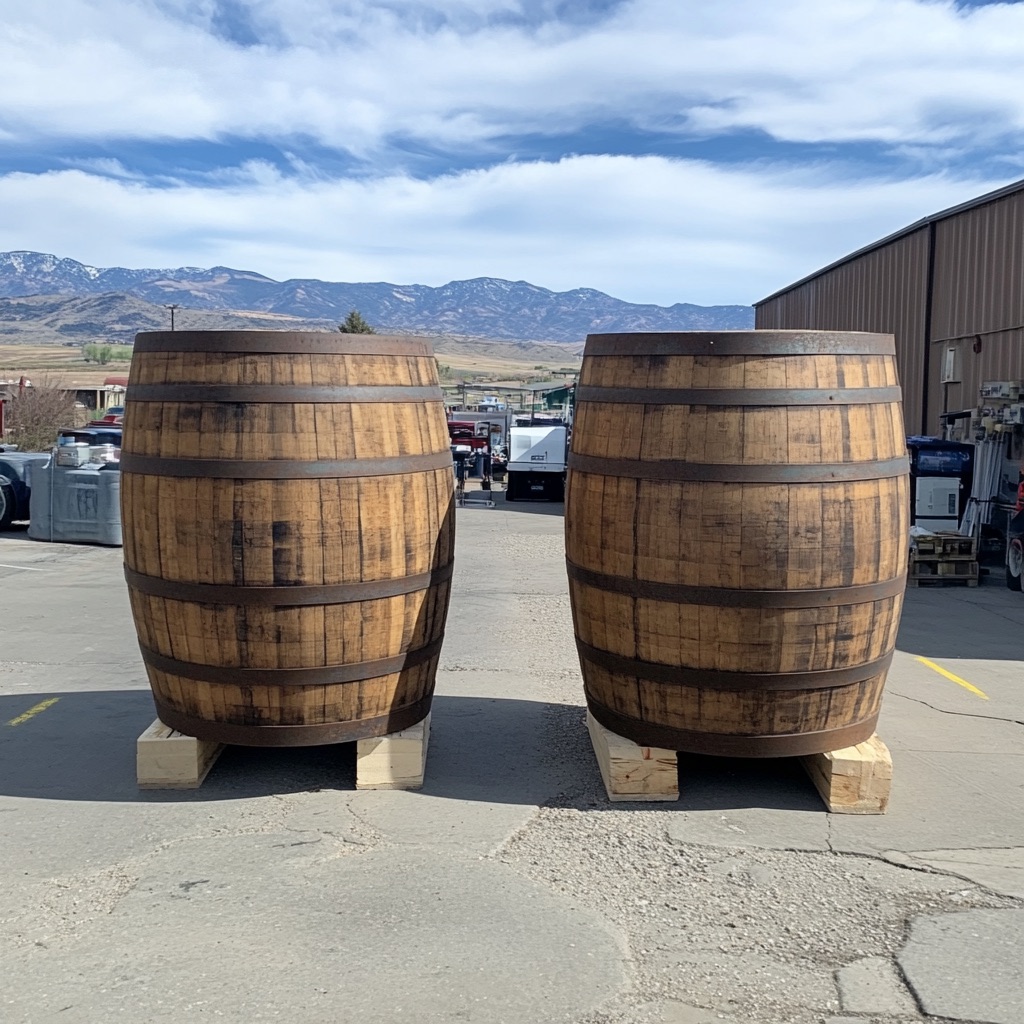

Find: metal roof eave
[753,175,1024,308]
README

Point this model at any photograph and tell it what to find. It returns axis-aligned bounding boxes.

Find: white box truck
[505,425,567,501]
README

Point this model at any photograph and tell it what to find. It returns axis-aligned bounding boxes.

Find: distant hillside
[0,292,336,345]
[0,292,583,380]
[0,250,754,344]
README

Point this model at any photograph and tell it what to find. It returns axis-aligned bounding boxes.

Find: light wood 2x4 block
[586,711,891,813]
[136,714,431,791]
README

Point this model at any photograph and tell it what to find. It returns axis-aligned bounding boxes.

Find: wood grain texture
[586,710,679,802]
[801,733,892,813]
[121,332,455,746]
[136,719,224,789]
[355,712,431,790]
[565,332,909,757]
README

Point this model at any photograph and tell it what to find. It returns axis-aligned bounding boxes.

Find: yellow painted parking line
[6,697,60,726]
[915,657,989,700]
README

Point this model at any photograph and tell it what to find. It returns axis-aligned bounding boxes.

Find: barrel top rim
[133,330,437,355]
[582,330,896,356]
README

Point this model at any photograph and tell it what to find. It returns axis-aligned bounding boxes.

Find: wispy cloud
[3,1,1024,156]
[0,157,1006,304]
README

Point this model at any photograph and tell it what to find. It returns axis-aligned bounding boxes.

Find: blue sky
[2,0,1024,306]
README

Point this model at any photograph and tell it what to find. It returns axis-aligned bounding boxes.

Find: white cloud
[0,156,1009,305]
[2,0,1024,154]
[1,1,1021,308]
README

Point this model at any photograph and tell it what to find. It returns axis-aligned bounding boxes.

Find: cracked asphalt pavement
[1,494,1023,1024]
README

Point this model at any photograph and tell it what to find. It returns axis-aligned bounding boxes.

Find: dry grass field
[0,345,120,388]
[0,337,580,389]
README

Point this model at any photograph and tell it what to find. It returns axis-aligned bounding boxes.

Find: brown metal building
[754,177,1024,437]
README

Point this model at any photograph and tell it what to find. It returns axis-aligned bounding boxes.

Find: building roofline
[753,175,1024,307]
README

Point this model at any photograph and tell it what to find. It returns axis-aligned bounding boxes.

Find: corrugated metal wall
[755,185,1024,437]
[928,192,1024,428]
[755,229,930,433]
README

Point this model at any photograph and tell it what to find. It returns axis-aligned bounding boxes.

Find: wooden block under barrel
[137,719,224,790]
[356,713,431,790]
[801,734,892,814]
[586,711,679,802]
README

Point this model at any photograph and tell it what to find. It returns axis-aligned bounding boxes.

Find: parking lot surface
[1,496,1022,1024]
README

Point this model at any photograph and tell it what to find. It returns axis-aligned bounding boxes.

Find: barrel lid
[133,331,437,356]
[583,331,896,356]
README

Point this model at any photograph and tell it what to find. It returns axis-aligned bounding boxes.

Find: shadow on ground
[0,689,823,813]
[491,492,565,517]
[897,569,1024,660]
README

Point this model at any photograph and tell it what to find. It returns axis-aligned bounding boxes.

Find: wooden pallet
[908,551,980,587]
[586,712,891,813]
[136,714,431,791]
[908,573,979,588]
[911,533,977,558]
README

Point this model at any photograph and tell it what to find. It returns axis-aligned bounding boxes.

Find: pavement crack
[889,689,1024,728]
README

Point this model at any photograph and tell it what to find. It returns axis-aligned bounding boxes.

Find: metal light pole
[165,304,179,331]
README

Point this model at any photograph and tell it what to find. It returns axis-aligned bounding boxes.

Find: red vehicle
[447,420,489,451]
[88,405,124,427]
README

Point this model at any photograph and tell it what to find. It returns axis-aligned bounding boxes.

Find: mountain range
[0,251,753,345]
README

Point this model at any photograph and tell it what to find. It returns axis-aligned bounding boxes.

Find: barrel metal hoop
[118,450,454,479]
[125,562,454,606]
[566,561,907,608]
[586,703,880,758]
[574,385,902,407]
[133,332,435,356]
[151,695,434,747]
[139,635,444,687]
[575,640,895,691]
[127,385,444,404]
[567,453,909,483]
[582,332,896,357]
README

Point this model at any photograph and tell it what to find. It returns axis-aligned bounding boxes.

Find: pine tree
[338,309,375,334]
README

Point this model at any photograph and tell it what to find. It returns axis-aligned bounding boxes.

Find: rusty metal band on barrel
[124,562,454,606]
[587,702,879,758]
[118,449,454,479]
[127,384,444,403]
[566,561,906,608]
[574,385,902,406]
[138,634,444,687]
[133,332,434,356]
[152,695,434,747]
[575,639,894,691]
[581,332,896,357]
[567,453,909,483]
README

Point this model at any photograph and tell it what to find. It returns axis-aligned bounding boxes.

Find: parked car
[88,405,124,427]
[0,452,49,530]
[58,426,123,447]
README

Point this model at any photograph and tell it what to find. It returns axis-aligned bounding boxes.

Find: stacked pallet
[908,533,979,587]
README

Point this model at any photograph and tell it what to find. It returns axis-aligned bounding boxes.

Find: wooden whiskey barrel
[565,331,909,757]
[120,331,455,746]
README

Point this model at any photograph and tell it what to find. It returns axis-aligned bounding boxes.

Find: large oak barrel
[120,331,454,746]
[566,331,909,757]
